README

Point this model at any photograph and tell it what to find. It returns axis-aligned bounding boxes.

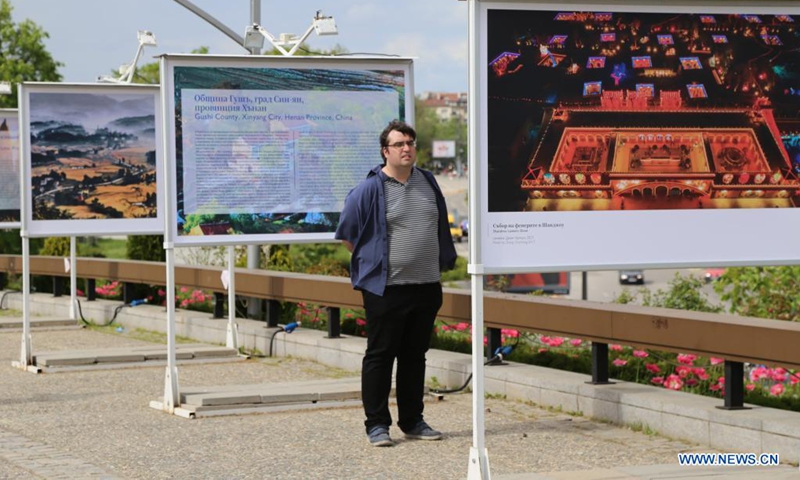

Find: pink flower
[569,339,583,347]
[677,354,697,365]
[454,323,469,332]
[791,375,800,386]
[180,299,189,308]
[709,384,721,392]
[692,367,709,380]
[180,286,188,293]
[355,318,366,327]
[651,376,664,385]
[664,374,684,390]
[610,344,623,352]
[540,336,552,344]
[750,366,769,382]
[632,350,648,358]
[676,366,692,378]
[157,289,166,297]
[548,337,565,347]
[769,368,788,383]
[745,383,756,392]
[612,359,627,367]
[770,384,785,396]
[685,378,698,387]
[645,363,661,374]
[501,329,519,338]
[710,357,724,365]
[440,325,451,332]
[538,348,549,353]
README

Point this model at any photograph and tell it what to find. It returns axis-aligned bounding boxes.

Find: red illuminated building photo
[487,9,800,212]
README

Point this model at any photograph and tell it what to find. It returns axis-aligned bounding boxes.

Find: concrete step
[180,377,363,407]
[33,345,239,367]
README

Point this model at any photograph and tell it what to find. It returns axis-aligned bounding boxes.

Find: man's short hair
[379,120,416,161]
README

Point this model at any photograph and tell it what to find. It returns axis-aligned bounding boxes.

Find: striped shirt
[384,168,441,285]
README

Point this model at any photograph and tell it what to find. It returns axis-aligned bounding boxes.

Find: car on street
[704,268,726,283]
[619,270,644,285]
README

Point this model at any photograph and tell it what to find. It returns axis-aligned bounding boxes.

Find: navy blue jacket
[335,165,457,296]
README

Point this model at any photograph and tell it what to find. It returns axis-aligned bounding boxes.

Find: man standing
[336,120,457,447]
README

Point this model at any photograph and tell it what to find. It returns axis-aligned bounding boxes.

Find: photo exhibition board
[0,109,20,228]
[161,54,413,246]
[20,83,163,237]
[479,1,800,273]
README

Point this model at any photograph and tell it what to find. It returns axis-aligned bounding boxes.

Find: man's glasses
[386,140,417,149]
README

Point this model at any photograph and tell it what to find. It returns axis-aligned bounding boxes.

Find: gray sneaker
[367,425,394,447]
[403,421,442,441]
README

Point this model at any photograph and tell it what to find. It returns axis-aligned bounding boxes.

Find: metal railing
[2,254,799,409]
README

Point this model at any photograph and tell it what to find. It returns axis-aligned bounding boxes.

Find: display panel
[162,55,413,246]
[0,109,20,228]
[481,2,800,272]
[21,83,163,236]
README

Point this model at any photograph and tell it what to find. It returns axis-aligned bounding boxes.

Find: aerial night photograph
[487,9,800,212]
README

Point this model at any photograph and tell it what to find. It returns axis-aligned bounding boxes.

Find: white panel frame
[478,0,800,274]
[161,54,414,247]
[0,109,20,229]
[20,82,164,237]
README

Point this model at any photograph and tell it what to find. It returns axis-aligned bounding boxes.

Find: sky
[10,0,468,94]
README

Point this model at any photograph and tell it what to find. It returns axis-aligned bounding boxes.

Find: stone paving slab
[0,429,118,479]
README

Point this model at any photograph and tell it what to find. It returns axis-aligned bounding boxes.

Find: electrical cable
[240,322,301,358]
[430,345,515,394]
[75,298,148,327]
[0,290,20,310]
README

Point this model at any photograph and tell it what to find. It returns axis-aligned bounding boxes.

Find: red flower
[355,318,366,327]
[770,384,785,396]
[677,354,697,365]
[664,374,684,390]
[651,376,664,385]
[645,363,661,374]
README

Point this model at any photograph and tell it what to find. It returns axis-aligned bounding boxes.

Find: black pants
[361,282,442,433]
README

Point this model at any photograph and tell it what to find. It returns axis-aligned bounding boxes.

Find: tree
[714,267,800,321]
[0,0,63,108]
[262,43,349,57]
[142,46,208,85]
[414,97,468,170]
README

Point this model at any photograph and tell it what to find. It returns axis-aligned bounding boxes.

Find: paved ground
[0,328,797,479]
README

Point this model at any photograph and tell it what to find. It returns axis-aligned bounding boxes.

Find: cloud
[344,3,381,22]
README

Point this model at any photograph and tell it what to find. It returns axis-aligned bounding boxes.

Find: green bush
[127,235,165,262]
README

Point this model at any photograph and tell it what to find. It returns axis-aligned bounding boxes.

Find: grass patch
[0,308,21,317]
[629,421,658,436]
[86,324,195,344]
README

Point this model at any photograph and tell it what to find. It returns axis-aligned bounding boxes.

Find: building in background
[419,91,468,123]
